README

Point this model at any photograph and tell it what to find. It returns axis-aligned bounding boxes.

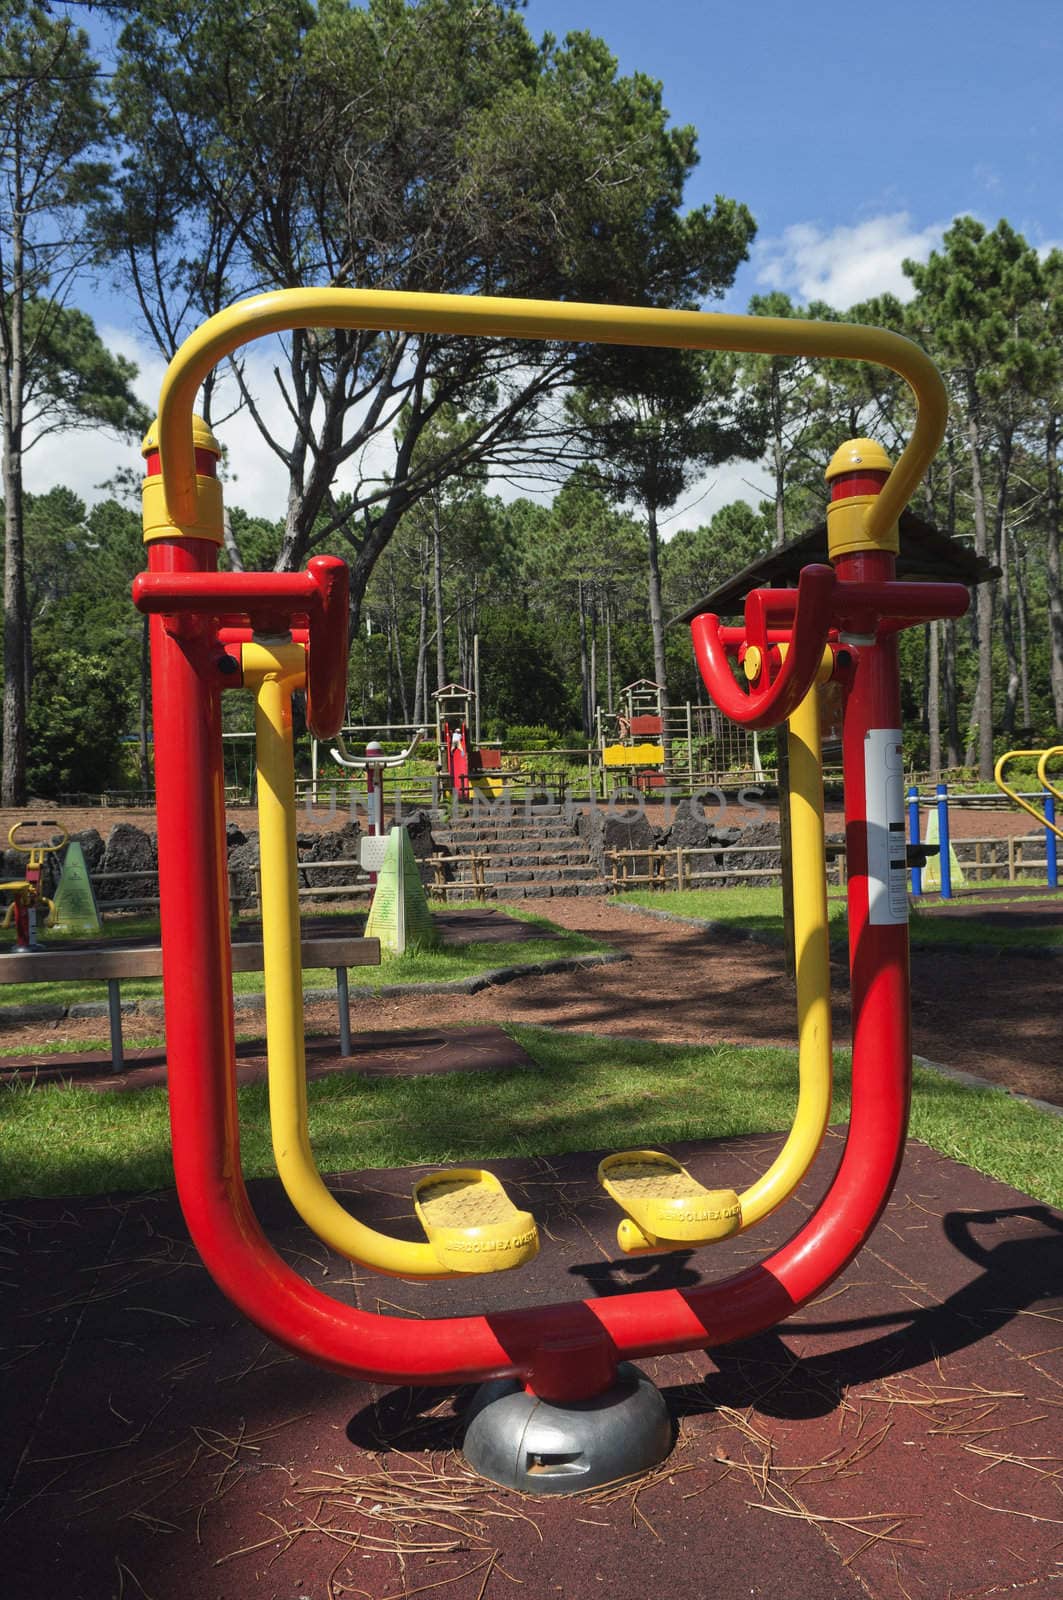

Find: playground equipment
[906,785,946,897]
[1,820,67,951]
[600,679,666,792]
[133,286,969,1495]
[995,747,1063,890]
[596,690,769,793]
[330,731,423,876]
[434,683,505,799]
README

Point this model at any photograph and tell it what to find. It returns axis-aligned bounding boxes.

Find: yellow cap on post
[825,437,898,559]
[141,413,224,544]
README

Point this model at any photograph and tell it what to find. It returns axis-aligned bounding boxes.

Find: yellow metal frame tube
[1037,745,1063,811]
[154,289,946,551]
[994,748,1063,843]
[244,640,453,1278]
[736,659,833,1229]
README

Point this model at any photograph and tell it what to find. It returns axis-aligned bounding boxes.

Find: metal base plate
[462,1363,673,1495]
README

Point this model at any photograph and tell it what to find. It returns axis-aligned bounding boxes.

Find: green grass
[616,885,1063,950]
[0,904,609,1009]
[0,911,164,948]
[909,907,1063,950]
[1,1024,1058,1207]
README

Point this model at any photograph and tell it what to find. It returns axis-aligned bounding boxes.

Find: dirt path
[3,800,1059,1106]
[384,895,1058,1108]
[18,892,1054,1105]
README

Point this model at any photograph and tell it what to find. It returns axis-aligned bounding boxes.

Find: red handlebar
[690,564,836,728]
[132,554,349,741]
[303,555,348,741]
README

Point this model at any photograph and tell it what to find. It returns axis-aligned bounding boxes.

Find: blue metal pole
[1045,790,1059,890]
[936,782,952,899]
[908,785,922,896]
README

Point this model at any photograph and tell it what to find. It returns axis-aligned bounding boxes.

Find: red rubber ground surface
[2,1135,1060,1600]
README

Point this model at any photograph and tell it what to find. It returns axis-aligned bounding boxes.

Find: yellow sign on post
[50,842,103,935]
[364,826,438,956]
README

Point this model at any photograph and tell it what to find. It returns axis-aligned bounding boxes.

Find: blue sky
[35,0,1063,519]
[524,0,1062,308]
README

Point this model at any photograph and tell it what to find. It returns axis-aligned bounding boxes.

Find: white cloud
[661,455,768,538]
[23,325,162,506]
[753,212,948,308]
[21,323,407,519]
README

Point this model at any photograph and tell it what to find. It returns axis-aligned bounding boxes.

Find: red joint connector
[690,564,835,728]
[829,469,889,501]
[144,448,219,479]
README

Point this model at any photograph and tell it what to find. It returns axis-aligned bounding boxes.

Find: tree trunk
[645,505,671,765]
[771,367,786,548]
[942,430,962,770]
[1012,528,1031,733]
[605,594,614,715]
[2,417,27,806]
[1045,415,1063,725]
[389,562,409,723]
[1,214,27,806]
[920,624,930,732]
[589,590,598,730]
[966,400,995,778]
[944,618,961,769]
[412,581,428,725]
[577,577,590,737]
[994,434,1020,736]
[381,585,394,725]
[928,621,941,781]
[456,602,467,693]
[432,495,446,693]
[222,506,245,571]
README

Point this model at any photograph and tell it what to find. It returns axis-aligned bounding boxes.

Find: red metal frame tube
[145,521,939,1400]
[149,561,915,1399]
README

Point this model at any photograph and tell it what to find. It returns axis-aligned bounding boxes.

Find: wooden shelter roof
[671,510,1000,624]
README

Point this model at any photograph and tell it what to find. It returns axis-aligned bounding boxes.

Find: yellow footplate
[413,1168,539,1274]
[598,1151,742,1254]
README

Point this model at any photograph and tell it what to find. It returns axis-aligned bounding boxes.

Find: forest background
[3,0,1062,804]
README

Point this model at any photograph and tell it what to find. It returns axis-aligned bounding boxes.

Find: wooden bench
[0,935,380,1072]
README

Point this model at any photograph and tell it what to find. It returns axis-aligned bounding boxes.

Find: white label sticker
[863,729,908,925]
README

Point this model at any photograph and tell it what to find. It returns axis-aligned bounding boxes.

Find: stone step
[439,840,587,860]
[435,805,569,822]
[482,863,599,884]
[478,852,588,869]
[436,824,577,844]
[436,840,549,853]
[438,851,592,864]
[491,879,606,900]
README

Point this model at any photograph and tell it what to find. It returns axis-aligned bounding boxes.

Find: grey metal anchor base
[462,1363,673,1495]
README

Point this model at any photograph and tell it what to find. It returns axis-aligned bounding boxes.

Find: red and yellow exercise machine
[1,820,67,951]
[133,289,970,1491]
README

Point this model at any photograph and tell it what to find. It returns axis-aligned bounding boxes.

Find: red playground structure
[133,287,969,1494]
[434,683,503,799]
